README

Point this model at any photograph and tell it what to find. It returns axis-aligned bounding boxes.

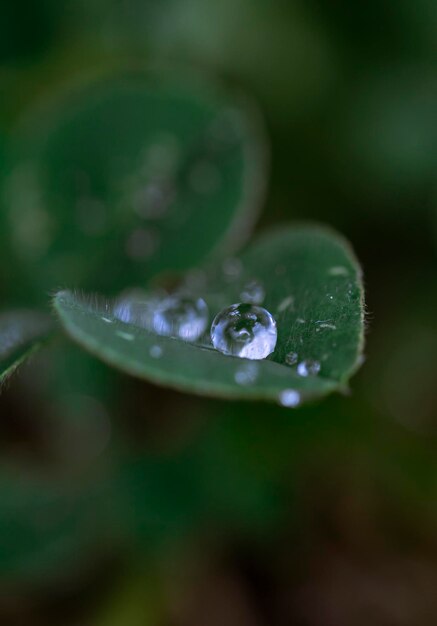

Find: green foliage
[3,71,266,301]
[0,310,53,383]
[0,466,111,582]
[53,225,364,404]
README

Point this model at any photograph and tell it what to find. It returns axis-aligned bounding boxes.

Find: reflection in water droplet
[234,361,259,386]
[285,351,298,366]
[152,295,209,342]
[240,280,265,305]
[297,359,321,377]
[211,303,277,360]
[150,345,163,359]
[279,389,301,408]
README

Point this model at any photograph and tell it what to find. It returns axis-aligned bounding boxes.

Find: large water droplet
[151,294,209,342]
[211,303,277,360]
[297,359,321,377]
[240,280,265,305]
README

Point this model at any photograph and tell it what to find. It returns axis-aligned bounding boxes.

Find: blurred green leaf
[0,310,53,384]
[52,225,365,404]
[3,71,266,301]
[0,465,113,583]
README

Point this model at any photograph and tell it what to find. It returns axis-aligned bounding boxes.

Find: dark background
[0,1,436,624]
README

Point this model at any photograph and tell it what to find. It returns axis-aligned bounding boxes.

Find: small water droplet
[297,359,321,377]
[285,351,298,366]
[152,294,209,342]
[240,280,265,305]
[211,303,277,360]
[328,266,349,277]
[150,345,163,359]
[277,295,294,313]
[234,361,259,386]
[279,389,301,408]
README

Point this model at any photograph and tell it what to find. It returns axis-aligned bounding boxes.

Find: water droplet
[240,280,265,305]
[285,351,298,366]
[189,160,221,194]
[211,303,277,360]
[151,294,209,342]
[113,289,153,326]
[297,359,321,377]
[234,361,259,386]
[279,389,301,408]
[277,295,294,313]
[125,228,159,260]
[150,345,163,359]
[328,266,349,277]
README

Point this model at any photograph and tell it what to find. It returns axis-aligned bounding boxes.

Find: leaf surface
[53,225,365,405]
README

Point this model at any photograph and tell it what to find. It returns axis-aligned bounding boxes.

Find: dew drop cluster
[109,264,325,407]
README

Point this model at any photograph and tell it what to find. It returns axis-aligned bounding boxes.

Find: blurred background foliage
[0,1,436,624]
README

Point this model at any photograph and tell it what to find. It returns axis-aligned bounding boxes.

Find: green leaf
[53,225,365,405]
[3,71,266,300]
[0,310,53,383]
[0,465,114,582]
